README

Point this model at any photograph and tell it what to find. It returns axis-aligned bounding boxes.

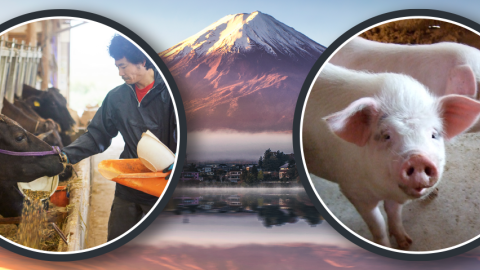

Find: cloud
[141,256,183,270]
[324,259,354,268]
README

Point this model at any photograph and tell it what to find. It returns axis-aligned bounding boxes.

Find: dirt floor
[311,132,480,251]
[85,135,124,249]
[360,19,480,49]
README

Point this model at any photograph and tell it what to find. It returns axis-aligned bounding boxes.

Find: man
[62,34,176,240]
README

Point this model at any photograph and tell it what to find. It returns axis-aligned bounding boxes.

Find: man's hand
[162,163,174,180]
[61,151,69,165]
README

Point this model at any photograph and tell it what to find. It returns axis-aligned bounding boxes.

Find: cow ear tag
[34,101,40,107]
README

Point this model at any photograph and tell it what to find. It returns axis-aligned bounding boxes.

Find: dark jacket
[63,69,176,205]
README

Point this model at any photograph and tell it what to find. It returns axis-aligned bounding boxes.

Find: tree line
[241,148,298,184]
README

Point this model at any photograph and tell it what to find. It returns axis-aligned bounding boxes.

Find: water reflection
[165,187,323,228]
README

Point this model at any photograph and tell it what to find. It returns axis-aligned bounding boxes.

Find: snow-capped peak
[161,11,324,60]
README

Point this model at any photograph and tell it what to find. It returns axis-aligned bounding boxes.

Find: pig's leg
[346,195,390,247]
[384,200,412,250]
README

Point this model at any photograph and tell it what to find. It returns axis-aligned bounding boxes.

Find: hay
[0,158,90,252]
[16,190,50,249]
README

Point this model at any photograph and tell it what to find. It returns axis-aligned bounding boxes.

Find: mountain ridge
[159,11,325,132]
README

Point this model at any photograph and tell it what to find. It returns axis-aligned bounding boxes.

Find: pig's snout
[399,155,438,194]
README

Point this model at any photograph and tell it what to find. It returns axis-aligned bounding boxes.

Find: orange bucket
[50,186,69,207]
[98,159,170,197]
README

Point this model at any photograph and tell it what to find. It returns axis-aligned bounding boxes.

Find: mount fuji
[160,11,325,132]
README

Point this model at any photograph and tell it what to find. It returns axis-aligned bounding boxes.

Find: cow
[21,84,76,138]
[2,98,63,148]
[7,98,72,181]
[0,114,65,217]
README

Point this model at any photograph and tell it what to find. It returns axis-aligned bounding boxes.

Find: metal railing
[0,37,42,111]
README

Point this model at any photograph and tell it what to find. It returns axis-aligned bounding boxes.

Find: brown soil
[360,19,480,49]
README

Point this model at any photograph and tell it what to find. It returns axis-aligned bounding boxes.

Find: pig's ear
[323,97,379,147]
[445,65,477,98]
[439,95,480,139]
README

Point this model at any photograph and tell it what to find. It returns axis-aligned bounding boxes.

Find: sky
[1,0,480,52]
[187,130,293,161]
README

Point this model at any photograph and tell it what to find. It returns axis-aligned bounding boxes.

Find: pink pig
[303,63,480,249]
[330,37,480,131]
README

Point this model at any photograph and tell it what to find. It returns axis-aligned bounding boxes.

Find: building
[226,171,242,183]
[217,164,229,171]
[279,162,290,179]
[179,171,203,181]
[227,195,242,207]
[174,196,201,206]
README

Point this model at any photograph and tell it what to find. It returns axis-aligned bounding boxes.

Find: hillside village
[179,149,299,186]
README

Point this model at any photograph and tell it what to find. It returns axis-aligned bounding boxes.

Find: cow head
[0,114,65,183]
[35,119,64,148]
[25,88,76,133]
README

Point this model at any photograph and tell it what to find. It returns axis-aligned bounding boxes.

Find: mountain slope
[160,11,325,132]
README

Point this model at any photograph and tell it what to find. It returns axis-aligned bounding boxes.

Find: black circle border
[0,9,186,261]
[293,9,480,261]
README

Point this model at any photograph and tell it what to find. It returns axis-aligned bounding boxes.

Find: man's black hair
[108,34,153,70]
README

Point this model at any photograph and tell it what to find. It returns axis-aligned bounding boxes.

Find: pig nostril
[407,167,414,176]
[425,167,432,176]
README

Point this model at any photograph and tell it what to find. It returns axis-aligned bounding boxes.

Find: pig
[303,63,480,249]
[330,37,480,131]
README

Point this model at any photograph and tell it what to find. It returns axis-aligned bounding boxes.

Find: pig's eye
[383,134,390,141]
[432,133,439,139]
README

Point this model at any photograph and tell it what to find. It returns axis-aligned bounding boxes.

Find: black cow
[22,84,76,136]
[0,114,65,217]
[11,98,72,181]
[2,98,63,148]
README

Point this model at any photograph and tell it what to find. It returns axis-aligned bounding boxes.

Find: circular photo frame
[0,10,186,261]
[294,9,480,260]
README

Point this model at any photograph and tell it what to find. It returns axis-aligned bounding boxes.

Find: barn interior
[310,19,480,251]
[0,19,122,251]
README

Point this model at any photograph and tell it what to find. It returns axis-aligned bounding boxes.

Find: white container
[137,130,175,172]
[17,175,59,201]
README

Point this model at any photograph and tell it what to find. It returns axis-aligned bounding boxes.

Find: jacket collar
[126,68,166,106]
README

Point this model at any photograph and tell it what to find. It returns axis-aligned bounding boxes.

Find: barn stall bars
[0,37,93,251]
[0,37,42,111]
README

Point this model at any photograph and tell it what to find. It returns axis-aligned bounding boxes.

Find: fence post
[15,40,26,98]
[0,38,12,107]
[32,47,41,87]
[23,44,32,91]
[0,38,42,108]
[5,38,19,103]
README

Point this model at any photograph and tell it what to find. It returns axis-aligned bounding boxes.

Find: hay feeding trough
[0,157,91,252]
